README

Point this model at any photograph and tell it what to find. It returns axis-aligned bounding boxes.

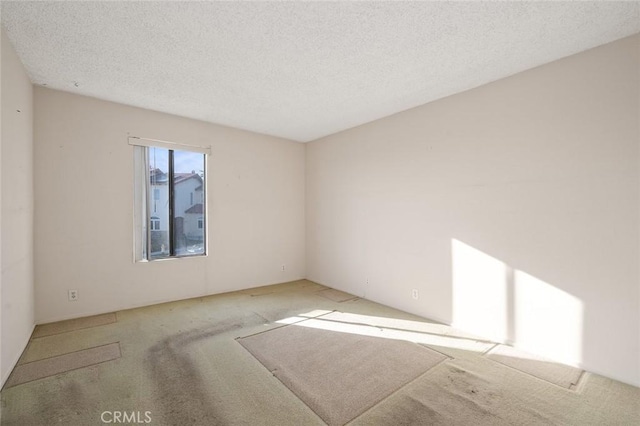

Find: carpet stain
[146,314,266,425]
[433,363,554,425]
[250,292,274,297]
[2,372,101,426]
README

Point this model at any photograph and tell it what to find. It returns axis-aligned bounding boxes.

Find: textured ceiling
[2,1,639,142]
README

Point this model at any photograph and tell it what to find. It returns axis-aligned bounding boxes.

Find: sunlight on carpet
[238,320,445,425]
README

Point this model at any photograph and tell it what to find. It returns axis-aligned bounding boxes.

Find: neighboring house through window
[131,137,209,261]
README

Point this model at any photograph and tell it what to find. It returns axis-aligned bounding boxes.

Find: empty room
[1,1,639,425]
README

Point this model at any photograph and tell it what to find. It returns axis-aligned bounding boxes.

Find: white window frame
[131,136,211,262]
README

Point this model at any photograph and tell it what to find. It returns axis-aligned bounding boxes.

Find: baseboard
[35,277,309,325]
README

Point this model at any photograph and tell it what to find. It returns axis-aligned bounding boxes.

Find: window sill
[135,254,208,264]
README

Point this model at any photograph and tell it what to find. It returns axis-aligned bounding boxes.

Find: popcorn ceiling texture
[2,1,639,142]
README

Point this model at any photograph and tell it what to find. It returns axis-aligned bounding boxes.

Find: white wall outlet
[68,289,78,301]
[412,289,419,300]
[281,265,285,271]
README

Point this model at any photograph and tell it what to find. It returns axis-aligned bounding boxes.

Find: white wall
[1,29,35,386]
[34,88,306,323]
[12,26,640,389]
[1,28,3,389]
[1,27,3,389]
[306,34,640,386]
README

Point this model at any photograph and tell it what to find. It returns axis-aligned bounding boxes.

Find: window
[132,137,209,261]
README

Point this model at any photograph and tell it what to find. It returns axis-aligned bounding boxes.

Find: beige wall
[34,88,306,323]
[1,30,35,385]
[306,35,640,386]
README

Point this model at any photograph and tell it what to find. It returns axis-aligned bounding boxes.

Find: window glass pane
[173,150,205,256]
[149,147,170,259]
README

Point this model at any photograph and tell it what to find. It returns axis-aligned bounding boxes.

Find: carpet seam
[13,341,122,366]
[5,342,122,389]
[236,341,327,424]
[416,343,454,360]
[312,315,498,345]
[571,370,589,393]
[239,323,449,426]
[316,288,360,303]
[234,310,336,341]
[16,339,34,366]
[6,355,122,389]
[346,356,452,425]
[482,342,500,355]
[32,313,118,339]
[484,354,583,392]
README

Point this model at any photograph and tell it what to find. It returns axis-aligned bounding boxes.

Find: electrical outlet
[281,265,285,271]
[68,289,78,301]
[412,289,419,300]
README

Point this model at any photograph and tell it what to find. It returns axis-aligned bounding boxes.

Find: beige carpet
[3,281,639,425]
[316,288,358,302]
[486,344,583,389]
[238,319,446,425]
[32,312,117,338]
[4,343,121,388]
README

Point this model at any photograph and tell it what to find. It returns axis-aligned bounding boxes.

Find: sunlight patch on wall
[514,270,583,365]
[451,239,508,343]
